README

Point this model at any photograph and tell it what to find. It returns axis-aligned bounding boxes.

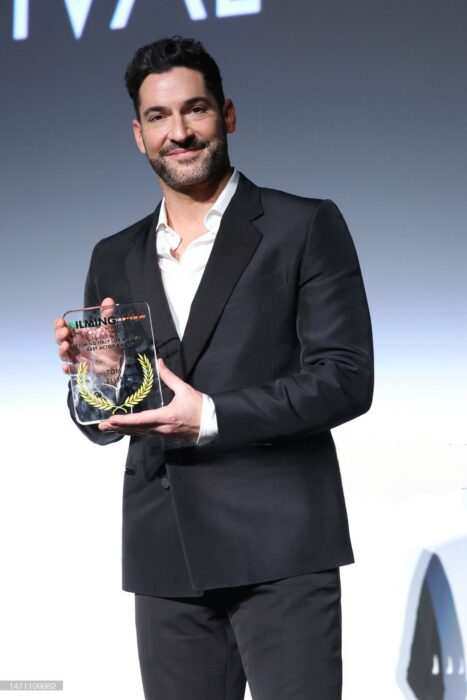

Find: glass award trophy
[63,301,163,425]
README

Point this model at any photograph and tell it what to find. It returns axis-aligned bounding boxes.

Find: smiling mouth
[167,147,203,158]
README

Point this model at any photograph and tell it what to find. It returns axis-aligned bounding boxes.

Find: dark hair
[125,36,225,119]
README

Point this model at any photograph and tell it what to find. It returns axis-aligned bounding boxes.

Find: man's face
[133,67,236,191]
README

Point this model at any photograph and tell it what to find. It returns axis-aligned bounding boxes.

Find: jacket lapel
[124,206,184,377]
[181,174,263,378]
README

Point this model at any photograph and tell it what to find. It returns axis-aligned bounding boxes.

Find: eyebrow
[142,96,214,119]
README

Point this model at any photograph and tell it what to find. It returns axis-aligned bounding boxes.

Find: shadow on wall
[398,550,466,699]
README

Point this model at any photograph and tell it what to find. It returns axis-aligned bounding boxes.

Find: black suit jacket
[69,173,374,596]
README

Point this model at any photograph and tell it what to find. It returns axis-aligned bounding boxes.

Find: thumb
[100,297,116,320]
[157,357,185,393]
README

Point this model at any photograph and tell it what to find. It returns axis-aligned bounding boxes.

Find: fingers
[99,423,177,437]
[58,338,70,357]
[98,425,146,435]
[54,317,69,342]
[54,317,73,371]
[99,407,176,435]
[100,408,169,429]
[55,329,70,350]
[99,421,143,434]
[157,358,186,392]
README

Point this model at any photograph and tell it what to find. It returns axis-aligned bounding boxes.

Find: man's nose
[168,113,193,143]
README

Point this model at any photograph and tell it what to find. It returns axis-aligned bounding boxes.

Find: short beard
[147,136,230,192]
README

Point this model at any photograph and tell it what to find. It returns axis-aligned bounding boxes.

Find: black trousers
[135,568,342,700]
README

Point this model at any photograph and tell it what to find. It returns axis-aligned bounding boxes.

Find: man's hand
[98,358,203,443]
[54,315,77,375]
[54,297,121,377]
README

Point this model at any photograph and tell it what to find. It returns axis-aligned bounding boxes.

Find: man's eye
[191,105,207,114]
[148,114,163,122]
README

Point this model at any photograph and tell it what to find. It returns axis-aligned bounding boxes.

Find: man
[55,36,373,700]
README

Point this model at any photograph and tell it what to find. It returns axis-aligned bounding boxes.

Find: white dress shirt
[156,168,240,445]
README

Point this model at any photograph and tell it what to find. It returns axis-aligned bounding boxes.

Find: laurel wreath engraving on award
[76,352,154,414]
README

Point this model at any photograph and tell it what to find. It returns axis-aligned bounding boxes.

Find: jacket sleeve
[66,244,124,446]
[211,199,374,448]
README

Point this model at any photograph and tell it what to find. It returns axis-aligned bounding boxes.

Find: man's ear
[132,119,146,155]
[223,99,236,135]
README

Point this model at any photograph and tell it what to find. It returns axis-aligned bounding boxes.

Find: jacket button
[160,477,170,489]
